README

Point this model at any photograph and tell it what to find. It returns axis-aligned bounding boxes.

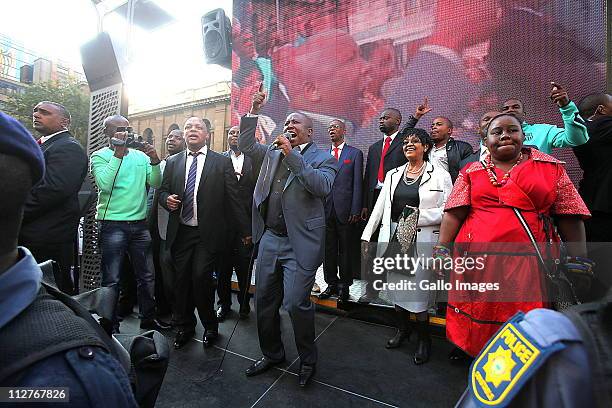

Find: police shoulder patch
[469,312,564,407]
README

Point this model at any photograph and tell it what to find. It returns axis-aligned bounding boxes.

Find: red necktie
[377,136,391,183]
[333,147,339,161]
[37,138,43,145]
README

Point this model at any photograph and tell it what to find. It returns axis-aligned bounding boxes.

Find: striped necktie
[181,152,200,221]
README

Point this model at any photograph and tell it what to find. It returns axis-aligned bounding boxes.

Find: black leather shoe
[202,330,218,348]
[298,363,316,387]
[386,329,411,349]
[173,330,195,349]
[413,320,431,365]
[140,318,172,331]
[216,306,231,322]
[319,286,338,300]
[245,357,284,377]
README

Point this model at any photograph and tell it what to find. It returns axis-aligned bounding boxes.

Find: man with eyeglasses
[320,120,363,302]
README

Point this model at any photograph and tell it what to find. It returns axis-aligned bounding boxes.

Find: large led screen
[230,0,607,183]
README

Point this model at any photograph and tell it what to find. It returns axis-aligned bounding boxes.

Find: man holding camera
[90,115,169,332]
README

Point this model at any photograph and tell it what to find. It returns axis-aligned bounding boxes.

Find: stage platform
[120,292,468,408]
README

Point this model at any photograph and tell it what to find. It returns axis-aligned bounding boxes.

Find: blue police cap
[0,111,45,184]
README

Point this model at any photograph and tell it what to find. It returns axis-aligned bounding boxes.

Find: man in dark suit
[320,119,363,302]
[216,126,257,321]
[148,129,185,319]
[158,117,249,350]
[239,88,337,387]
[19,101,88,295]
[359,108,414,303]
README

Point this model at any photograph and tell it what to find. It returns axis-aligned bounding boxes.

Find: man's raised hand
[415,97,432,119]
[250,82,267,115]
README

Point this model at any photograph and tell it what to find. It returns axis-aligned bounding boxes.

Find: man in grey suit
[239,86,338,387]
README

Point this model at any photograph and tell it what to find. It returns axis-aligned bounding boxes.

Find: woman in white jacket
[361,128,452,364]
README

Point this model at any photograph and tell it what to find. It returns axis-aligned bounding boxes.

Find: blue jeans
[99,220,156,321]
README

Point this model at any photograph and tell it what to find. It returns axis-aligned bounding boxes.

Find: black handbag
[512,208,579,311]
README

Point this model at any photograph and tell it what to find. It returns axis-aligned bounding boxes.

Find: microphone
[271,132,294,150]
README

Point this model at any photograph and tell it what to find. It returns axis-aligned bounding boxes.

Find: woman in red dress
[436,113,590,358]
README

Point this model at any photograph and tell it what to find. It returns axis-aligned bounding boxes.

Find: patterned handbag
[396,205,420,254]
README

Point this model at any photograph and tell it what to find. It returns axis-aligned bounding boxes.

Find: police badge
[468,312,564,407]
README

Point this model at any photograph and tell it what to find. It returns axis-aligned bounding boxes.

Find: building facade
[129,81,232,155]
[0,33,86,106]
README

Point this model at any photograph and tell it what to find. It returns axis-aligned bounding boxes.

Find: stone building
[129,81,231,155]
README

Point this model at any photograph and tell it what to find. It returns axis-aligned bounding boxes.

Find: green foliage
[4,79,90,146]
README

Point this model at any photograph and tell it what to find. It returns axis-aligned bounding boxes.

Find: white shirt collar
[384,131,399,143]
[187,145,207,156]
[39,129,67,144]
[298,142,310,152]
[331,141,345,151]
[229,149,242,158]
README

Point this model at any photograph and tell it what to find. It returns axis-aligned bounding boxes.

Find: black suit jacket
[574,116,612,214]
[362,117,421,212]
[19,131,88,245]
[222,150,256,235]
[157,149,249,251]
[363,133,407,212]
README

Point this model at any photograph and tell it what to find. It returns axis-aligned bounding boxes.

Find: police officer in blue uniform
[0,111,137,407]
[455,296,611,408]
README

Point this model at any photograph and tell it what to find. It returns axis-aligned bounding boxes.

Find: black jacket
[445,137,474,183]
[19,131,88,245]
[222,150,256,236]
[157,149,249,251]
[573,116,612,214]
[363,116,419,211]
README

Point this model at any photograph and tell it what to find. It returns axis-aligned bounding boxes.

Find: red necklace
[485,153,522,187]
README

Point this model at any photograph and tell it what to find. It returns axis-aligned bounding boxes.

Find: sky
[2,0,233,106]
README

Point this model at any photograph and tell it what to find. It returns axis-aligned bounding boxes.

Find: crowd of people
[0,78,610,399]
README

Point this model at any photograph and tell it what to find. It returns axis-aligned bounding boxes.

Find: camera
[111,126,146,149]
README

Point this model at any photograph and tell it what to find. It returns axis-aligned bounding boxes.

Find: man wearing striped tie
[158,117,250,350]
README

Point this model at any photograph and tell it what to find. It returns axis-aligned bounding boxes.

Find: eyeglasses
[327,124,341,130]
[403,138,423,146]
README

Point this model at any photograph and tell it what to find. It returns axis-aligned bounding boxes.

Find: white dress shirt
[181,145,207,226]
[431,143,449,172]
[330,141,345,160]
[229,150,245,180]
[39,129,68,144]
[377,131,399,188]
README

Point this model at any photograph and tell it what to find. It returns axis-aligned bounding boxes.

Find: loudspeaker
[80,32,128,92]
[201,8,232,68]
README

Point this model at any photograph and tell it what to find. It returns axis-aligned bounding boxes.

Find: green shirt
[522,101,589,154]
[91,147,161,221]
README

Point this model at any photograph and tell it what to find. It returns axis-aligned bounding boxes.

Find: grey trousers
[255,230,318,365]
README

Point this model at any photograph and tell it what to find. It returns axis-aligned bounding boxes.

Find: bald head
[277,30,370,123]
[430,116,453,145]
[284,112,313,147]
[379,108,402,135]
[103,115,129,138]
